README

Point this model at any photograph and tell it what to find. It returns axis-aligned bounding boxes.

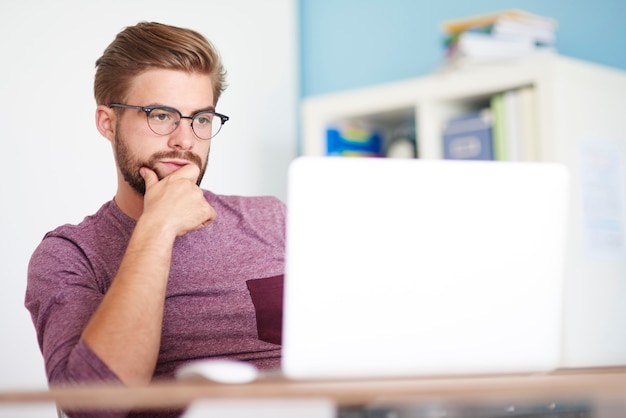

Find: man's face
[112,69,215,195]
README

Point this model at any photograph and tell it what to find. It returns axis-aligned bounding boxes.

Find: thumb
[139,167,159,190]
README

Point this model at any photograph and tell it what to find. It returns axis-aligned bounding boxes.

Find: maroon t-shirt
[26,191,285,396]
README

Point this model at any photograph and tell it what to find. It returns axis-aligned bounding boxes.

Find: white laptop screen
[283,157,569,380]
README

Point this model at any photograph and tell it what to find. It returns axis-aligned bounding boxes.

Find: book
[441,9,557,35]
[326,125,383,157]
[454,31,536,62]
[490,93,507,160]
[518,86,540,161]
[504,89,522,161]
[442,109,493,160]
[493,17,556,44]
[481,87,540,162]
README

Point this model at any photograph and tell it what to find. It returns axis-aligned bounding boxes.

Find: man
[25,21,285,399]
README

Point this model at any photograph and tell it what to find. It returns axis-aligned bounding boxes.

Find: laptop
[282,156,570,380]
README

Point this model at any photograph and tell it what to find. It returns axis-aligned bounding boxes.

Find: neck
[114,182,145,221]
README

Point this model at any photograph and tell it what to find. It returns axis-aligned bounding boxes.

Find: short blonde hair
[94,22,227,106]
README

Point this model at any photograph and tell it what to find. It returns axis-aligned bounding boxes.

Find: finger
[139,167,159,190]
[196,206,218,230]
[197,219,213,229]
[171,163,201,182]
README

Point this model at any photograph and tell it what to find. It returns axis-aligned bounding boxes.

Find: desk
[2,368,626,415]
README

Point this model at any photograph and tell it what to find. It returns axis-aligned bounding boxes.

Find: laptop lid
[282,157,570,380]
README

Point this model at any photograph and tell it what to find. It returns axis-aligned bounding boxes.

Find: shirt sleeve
[25,234,122,386]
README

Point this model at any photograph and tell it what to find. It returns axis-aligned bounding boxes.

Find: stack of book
[441,9,557,68]
[442,86,539,162]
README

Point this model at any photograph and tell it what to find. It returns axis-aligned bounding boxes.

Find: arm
[81,164,216,386]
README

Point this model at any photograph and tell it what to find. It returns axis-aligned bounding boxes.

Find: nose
[167,117,195,150]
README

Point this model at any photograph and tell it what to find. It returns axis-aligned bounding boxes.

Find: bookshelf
[301,53,626,370]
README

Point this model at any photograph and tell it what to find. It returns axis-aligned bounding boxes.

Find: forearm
[81,218,177,386]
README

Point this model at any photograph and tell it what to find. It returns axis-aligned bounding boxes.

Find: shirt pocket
[246,274,284,345]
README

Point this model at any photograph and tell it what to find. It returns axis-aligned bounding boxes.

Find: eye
[149,108,176,123]
[194,113,214,126]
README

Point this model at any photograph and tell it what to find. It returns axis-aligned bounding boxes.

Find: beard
[114,131,208,195]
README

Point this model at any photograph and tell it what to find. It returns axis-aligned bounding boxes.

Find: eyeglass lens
[147,108,223,140]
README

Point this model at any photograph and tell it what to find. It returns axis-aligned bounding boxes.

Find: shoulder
[33,200,132,258]
[28,200,133,291]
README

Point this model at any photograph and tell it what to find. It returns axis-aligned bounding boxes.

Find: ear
[95,105,116,142]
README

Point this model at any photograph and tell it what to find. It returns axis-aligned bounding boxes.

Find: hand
[140,164,217,237]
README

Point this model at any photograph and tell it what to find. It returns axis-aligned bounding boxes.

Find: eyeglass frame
[108,103,229,140]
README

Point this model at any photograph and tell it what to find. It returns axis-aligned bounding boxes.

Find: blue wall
[299,0,626,97]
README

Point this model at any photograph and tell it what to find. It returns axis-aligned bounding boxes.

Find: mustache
[146,150,203,172]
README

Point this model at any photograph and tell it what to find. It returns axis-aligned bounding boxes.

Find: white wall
[0,0,297,415]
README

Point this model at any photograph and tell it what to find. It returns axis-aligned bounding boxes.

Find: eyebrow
[147,103,216,114]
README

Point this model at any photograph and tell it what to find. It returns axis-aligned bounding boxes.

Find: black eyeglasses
[109,103,229,140]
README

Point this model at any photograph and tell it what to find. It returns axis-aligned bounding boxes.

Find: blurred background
[300,0,626,97]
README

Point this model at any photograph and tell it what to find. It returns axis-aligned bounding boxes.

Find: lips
[160,160,189,171]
